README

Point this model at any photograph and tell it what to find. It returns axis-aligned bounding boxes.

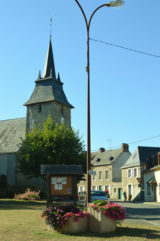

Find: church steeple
[43,39,56,78]
[24,38,73,132]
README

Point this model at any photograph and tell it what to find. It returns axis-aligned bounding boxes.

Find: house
[121,146,160,201]
[144,152,160,202]
[0,39,73,190]
[78,143,131,200]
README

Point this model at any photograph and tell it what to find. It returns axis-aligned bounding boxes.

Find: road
[116,201,160,227]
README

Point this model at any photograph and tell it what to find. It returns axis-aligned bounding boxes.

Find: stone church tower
[24,39,73,132]
[0,39,73,188]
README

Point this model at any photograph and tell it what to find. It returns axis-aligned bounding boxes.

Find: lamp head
[106,0,124,7]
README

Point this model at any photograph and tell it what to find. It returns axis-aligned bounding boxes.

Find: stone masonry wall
[26,101,71,131]
[121,167,142,201]
[78,165,122,200]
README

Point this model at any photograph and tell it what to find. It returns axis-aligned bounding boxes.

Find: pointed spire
[57,72,60,81]
[43,39,56,78]
[37,70,41,80]
[57,72,63,85]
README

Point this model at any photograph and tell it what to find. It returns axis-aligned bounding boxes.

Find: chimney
[121,143,129,152]
[158,152,160,165]
[99,147,105,153]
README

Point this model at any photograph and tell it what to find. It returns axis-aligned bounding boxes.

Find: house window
[93,173,96,181]
[99,185,102,191]
[79,186,84,192]
[99,171,102,180]
[92,186,96,191]
[38,104,42,112]
[133,168,138,177]
[114,188,116,193]
[105,170,109,180]
[128,169,132,178]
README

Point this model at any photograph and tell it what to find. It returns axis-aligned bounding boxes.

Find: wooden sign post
[41,165,83,205]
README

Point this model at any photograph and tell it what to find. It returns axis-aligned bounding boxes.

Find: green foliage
[17,116,86,179]
[92,200,108,206]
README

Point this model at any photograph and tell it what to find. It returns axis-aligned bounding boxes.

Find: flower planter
[42,202,125,234]
[88,206,116,233]
[48,216,88,234]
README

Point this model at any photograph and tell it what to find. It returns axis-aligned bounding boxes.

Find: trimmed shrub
[14,188,40,200]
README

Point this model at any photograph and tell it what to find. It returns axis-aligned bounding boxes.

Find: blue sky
[0,0,160,153]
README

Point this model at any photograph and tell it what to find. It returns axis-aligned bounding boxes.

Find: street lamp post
[74,0,124,204]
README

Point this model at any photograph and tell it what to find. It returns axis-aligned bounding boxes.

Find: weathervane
[50,18,52,40]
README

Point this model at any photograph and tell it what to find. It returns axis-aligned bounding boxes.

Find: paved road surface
[115,201,160,227]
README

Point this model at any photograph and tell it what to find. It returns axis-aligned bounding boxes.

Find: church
[0,39,73,189]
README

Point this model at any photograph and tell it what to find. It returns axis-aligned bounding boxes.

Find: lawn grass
[0,199,160,241]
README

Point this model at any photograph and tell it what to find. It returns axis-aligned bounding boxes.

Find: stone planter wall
[48,208,117,234]
[48,216,88,234]
[88,206,116,233]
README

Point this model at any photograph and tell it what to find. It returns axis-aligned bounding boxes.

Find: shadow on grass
[69,226,160,240]
[0,199,46,210]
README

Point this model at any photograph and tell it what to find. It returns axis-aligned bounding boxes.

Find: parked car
[91,191,108,202]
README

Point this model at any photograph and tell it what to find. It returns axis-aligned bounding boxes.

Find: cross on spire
[50,18,52,40]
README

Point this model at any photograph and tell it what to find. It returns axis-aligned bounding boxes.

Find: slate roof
[121,146,160,169]
[91,148,123,166]
[0,118,26,153]
[24,78,73,108]
[41,165,83,175]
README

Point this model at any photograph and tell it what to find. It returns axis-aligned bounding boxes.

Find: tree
[17,116,86,179]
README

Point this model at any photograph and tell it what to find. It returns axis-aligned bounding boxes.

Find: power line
[90,37,160,58]
[91,134,160,152]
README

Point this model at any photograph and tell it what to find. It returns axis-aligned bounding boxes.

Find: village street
[116,201,160,227]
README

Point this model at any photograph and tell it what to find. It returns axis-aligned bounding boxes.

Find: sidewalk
[109,198,160,205]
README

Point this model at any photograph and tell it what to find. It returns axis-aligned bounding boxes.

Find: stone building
[0,39,73,189]
[78,143,131,200]
[121,146,160,201]
[144,152,160,202]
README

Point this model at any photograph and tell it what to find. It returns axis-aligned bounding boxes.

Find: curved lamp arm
[74,1,110,32]
[88,4,109,31]
[75,0,124,32]
[74,0,88,30]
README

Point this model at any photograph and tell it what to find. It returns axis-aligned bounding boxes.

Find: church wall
[26,102,54,131]
[26,101,71,132]
[53,102,71,127]
[0,153,16,186]
[16,171,46,192]
[0,154,7,175]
